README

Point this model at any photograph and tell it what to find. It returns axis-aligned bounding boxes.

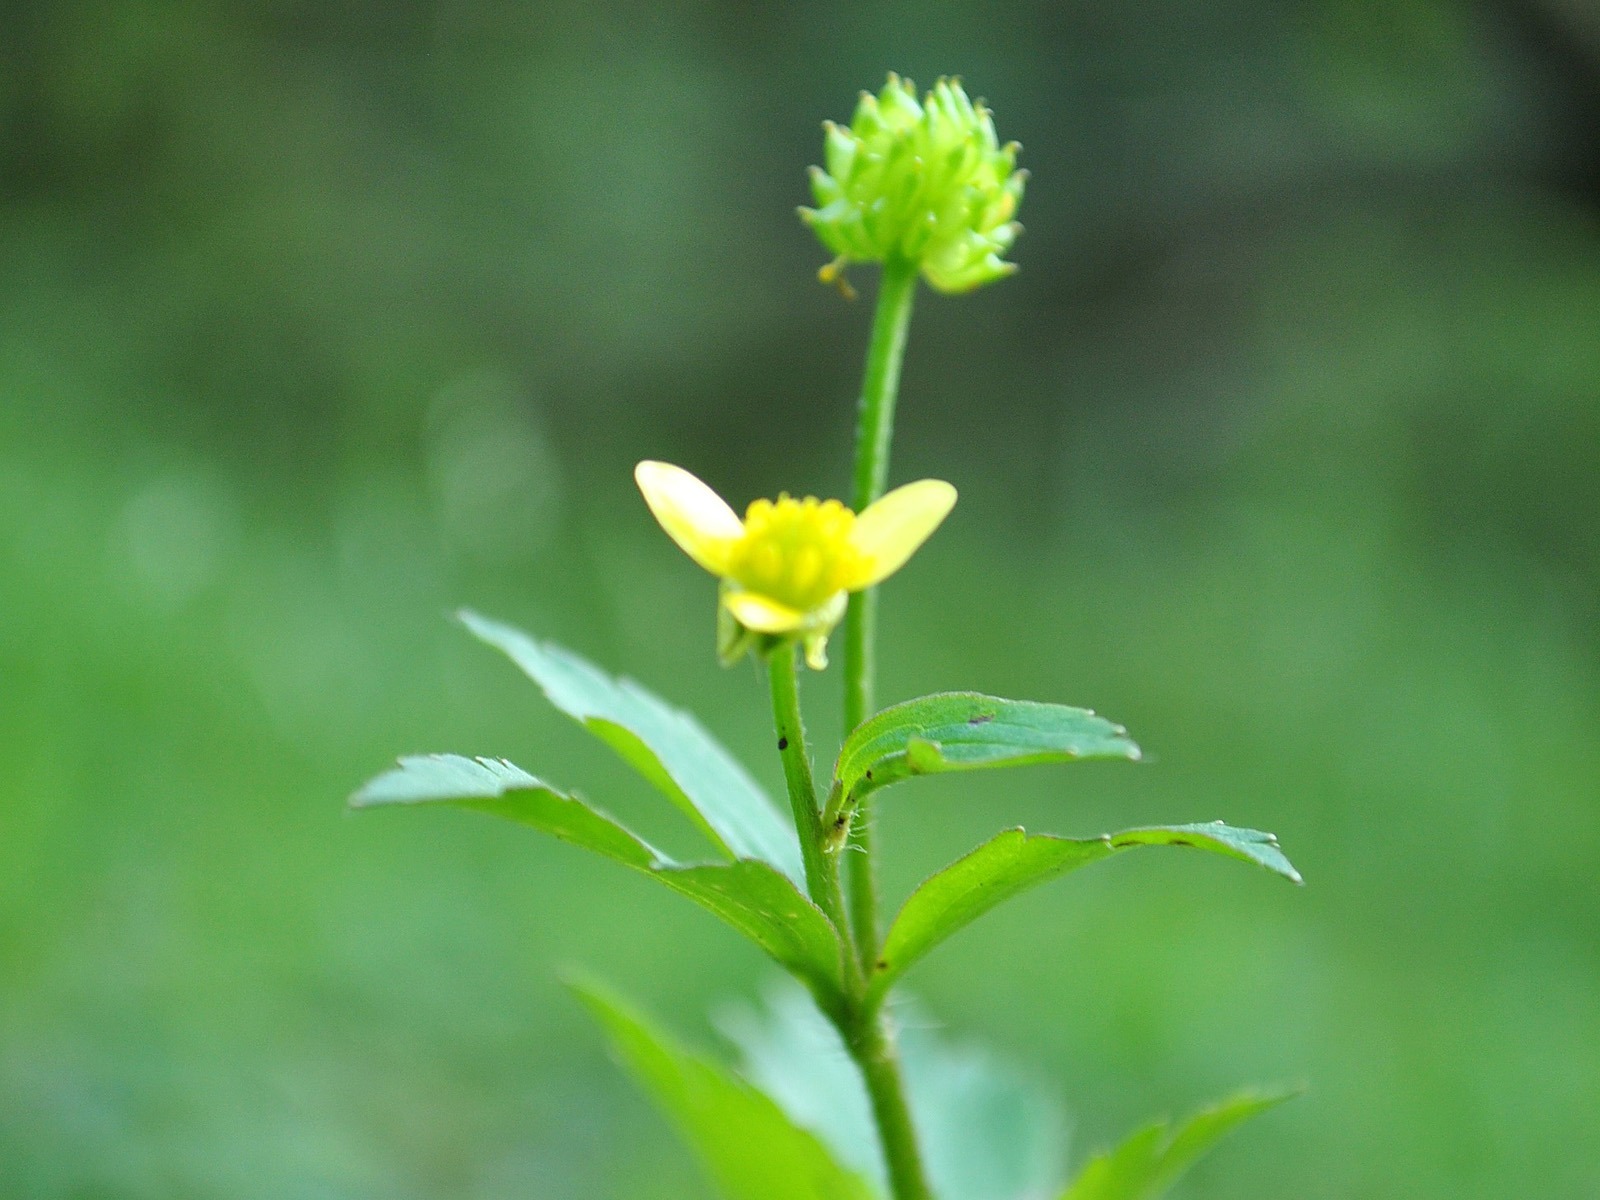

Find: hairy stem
[767,646,855,973]
[772,644,933,1200]
[834,255,932,1200]
[842,255,919,959]
[850,1008,934,1200]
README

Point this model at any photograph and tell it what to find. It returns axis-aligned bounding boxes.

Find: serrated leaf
[721,980,1066,1200]
[1061,1088,1297,1200]
[572,978,879,1200]
[873,824,1301,1000]
[834,692,1141,805]
[459,610,805,884]
[352,755,843,1003]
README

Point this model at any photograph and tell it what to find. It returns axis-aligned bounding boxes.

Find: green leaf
[459,609,805,885]
[717,983,883,1187]
[572,978,878,1200]
[352,755,843,1003]
[721,980,1066,1200]
[1061,1088,1298,1200]
[833,692,1141,805]
[902,1019,1067,1200]
[873,824,1301,999]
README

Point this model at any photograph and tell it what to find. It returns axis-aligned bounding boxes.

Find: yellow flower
[635,461,956,669]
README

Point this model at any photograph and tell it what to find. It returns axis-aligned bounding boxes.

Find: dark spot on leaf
[876,960,887,971]
[777,736,788,750]
[864,769,873,780]
[968,712,995,725]
[1170,838,1195,848]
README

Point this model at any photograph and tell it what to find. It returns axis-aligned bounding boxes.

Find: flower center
[727,495,862,614]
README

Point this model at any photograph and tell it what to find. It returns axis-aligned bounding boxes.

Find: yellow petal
[845,479,957,588]
[723,590,808,634]
[634,461,743,576]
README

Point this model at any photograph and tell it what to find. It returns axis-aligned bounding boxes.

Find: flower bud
[800,75,1026,294]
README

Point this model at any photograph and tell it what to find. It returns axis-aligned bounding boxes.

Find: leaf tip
[347,758,408,809]
[1225,1081,1309,1115]
[558,966,620,1016]
[1256,832,1304,885]
[453,606,504,643]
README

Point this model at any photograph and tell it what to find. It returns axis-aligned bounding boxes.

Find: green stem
[770,645,933,1200]
[843,255,919,958]
[850,1009,935,1200]
[767,647,854,967]
[834,256,932,1200]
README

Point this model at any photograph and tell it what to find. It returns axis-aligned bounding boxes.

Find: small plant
[354,75,1302,1200]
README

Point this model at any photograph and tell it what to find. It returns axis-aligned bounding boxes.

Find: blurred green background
[4,1,1598,1195]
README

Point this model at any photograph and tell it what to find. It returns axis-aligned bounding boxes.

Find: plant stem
[833,256,932,1200]
[767,646,854,966]
[843,255,919,957]
[770,648,933,1200]
[850,1009,935,1200]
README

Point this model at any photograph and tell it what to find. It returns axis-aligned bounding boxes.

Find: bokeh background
[4,1,1598,1196]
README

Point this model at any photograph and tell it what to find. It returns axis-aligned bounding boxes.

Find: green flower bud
[800,74,1026,294]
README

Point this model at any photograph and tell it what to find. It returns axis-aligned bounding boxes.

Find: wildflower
[635,461,956,669]
[801,74,1026,294]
